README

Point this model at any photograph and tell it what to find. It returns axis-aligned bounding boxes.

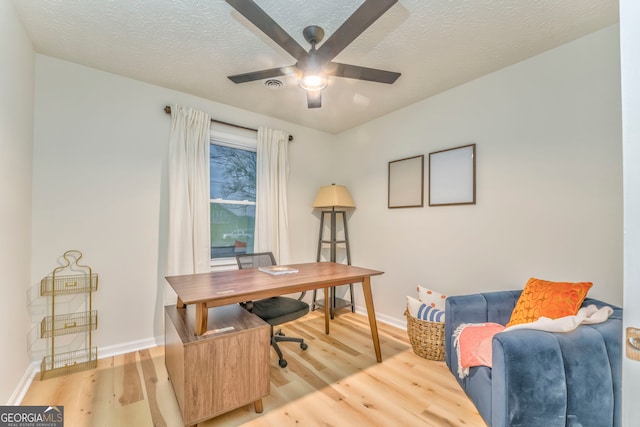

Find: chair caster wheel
[279,359,288,368]
[300,343,308,351]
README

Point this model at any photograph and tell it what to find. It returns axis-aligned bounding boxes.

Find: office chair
[235,252,309,368]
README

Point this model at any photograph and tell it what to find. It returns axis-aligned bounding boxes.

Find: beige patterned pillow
[416,285,447,311]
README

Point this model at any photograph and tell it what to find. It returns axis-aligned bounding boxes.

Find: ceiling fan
[225,0,401,108]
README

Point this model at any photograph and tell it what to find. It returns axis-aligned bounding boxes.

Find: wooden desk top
[165,304,268,345]
[165,262,383,307]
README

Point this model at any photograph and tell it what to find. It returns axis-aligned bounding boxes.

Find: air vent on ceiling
[264,79,284,89]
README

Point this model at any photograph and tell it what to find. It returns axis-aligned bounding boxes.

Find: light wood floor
[22,310,486,427]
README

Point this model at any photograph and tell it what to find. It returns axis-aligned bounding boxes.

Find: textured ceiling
[11,0,618,134]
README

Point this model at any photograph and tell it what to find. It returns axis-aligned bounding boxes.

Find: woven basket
[405,309,446,361]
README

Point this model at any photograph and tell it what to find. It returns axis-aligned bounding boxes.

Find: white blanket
[505,304,613,333]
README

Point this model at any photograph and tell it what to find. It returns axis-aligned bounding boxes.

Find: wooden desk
[165,262,385,362]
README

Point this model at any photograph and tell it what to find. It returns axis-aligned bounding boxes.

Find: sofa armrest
[444,290,521,371]
[491,320,622,427]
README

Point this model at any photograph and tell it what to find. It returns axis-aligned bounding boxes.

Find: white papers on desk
[258,266,299,275]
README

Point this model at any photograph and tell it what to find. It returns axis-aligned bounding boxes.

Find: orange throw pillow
[506,278,592,327]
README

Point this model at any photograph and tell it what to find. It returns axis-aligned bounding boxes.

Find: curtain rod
[163,106,293,141]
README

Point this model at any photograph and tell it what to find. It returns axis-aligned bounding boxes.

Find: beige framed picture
[388,155,424,208]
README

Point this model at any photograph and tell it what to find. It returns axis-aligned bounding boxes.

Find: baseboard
[353,304,407,330]
[98,336,162,359]
[6,362,38,405]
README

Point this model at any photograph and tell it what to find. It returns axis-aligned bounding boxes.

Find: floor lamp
[311,184,355,319]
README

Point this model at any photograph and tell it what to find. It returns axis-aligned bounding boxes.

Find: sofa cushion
[506,278,592,327]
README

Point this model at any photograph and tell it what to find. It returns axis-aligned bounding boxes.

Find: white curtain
[167,105,211,275]
[255,126,291,264]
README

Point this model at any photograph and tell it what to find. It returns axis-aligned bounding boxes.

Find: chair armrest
[444,291,521,370]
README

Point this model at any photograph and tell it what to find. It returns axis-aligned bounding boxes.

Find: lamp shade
[312,184,355,208]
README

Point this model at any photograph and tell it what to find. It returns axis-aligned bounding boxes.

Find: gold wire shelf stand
[39,250,98,380]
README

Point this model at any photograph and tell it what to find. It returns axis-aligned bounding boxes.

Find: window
[209,130,257,260]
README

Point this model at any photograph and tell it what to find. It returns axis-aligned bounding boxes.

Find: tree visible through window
[210,143,256,259]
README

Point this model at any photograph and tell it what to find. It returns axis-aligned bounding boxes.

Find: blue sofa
[444,290,622,427]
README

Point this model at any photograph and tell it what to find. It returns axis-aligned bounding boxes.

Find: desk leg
[362,276,382,362]
[330,286,335,320]
[324,287,330,334]
[194,303,208,335]
[254,399,263,413]
[177,297,185,309]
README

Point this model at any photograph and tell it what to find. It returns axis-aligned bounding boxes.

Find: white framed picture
[429,144,476,206]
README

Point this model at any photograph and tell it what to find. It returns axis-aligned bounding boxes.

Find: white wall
[0,1,35,404]
[334,25,623,327]
[621,0,640,423]
[31,55,334,355]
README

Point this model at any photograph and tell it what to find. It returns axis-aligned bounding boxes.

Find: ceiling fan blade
[227,67,288,84]
[306,90,322,108]
[327,62,400,84]
[315,0,398,64]
[226,0,308,61]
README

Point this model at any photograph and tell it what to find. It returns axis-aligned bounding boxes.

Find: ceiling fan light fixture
[225,0,401,108]
[299,74,327,91]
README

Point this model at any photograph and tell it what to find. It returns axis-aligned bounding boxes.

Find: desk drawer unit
[165,304,270,426]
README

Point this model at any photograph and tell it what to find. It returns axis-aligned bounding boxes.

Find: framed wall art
[428,143,476,206]
[388,155,424,208]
